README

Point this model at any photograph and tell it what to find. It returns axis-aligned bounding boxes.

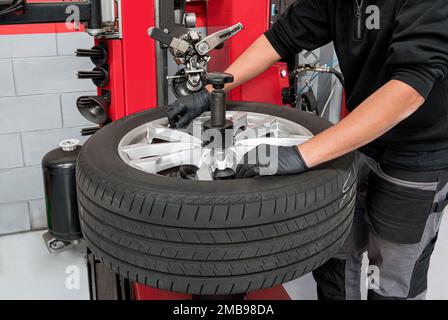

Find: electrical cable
[0,1,20,16]
[293,61,344,96]
[0,0,23,16]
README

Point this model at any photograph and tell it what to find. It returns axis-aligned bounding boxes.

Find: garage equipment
[1,0,346,300]
[148,23,243,97]
[0,0,102,33]
[203,73,236,179]
[76,43,111,125]
[76,93,110,125]
[0,0,21,16]
[282,64,345,115]
[42,139,82,253]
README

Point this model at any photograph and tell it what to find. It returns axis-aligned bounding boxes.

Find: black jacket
[265,0,448,170]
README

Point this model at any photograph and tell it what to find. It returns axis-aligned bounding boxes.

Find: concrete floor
[0,231,89,300]
[0,216,447,300]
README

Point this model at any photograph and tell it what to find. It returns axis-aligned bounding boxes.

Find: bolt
[197,42,209,54]
[280,70,288,78]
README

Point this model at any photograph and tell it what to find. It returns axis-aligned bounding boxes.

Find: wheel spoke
[230,112,248,133]
[130,148,204,173]
[235,136,311,148]
[196,149,214,181]
[120,142,200,160]
[185,116,208,140]
[235,117,278,140]
[147,123,202,144]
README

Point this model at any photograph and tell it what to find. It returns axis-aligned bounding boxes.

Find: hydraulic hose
[0,0,23,16]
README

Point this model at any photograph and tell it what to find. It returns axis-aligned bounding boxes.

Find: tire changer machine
[0,0,343,300]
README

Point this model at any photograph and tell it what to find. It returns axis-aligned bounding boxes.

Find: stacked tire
[76,102,357,295]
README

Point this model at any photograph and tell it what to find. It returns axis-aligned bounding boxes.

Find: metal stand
[42,232,80,254]
[203,73,236,179]
[0,1,92,25]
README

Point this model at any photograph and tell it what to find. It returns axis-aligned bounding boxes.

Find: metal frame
[206,0,290,105]
[0,0,122,38]
[154,0,190,106]
[0,1,92,25]
[87,249,133,300]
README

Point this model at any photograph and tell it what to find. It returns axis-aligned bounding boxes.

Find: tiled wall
[0,32,96,235]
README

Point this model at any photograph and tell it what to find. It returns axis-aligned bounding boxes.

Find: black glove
[235,145,308,179]
[167,89,210,128]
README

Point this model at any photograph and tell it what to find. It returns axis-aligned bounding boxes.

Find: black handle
[204,73,234,128]
[206,73,234,90]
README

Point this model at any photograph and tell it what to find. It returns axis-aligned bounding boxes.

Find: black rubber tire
[77,102,357,296]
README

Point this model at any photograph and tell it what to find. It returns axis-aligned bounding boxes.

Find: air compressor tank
[42,139,82,251]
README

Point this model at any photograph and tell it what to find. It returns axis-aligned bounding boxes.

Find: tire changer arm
[148,23,244,97]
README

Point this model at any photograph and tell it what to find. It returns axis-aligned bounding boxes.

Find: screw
[280,70,288,78]
[197,42,209,54]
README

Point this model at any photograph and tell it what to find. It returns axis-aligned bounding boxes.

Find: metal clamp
[42,232,80,255]
[195,22,244,55]
[148,22,244,97]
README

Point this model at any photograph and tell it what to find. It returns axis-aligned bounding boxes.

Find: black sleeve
[388,0,448,99]
[264,0,331,58]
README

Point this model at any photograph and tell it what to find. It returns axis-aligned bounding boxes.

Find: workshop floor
[0,231,89,300]
[0,216,447,300]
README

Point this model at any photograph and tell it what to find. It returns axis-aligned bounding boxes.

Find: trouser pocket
[366,168,438,244]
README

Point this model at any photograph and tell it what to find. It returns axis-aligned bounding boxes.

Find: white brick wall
[0,32,95,235]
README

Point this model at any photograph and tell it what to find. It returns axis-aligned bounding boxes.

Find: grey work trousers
[312,154,448,300]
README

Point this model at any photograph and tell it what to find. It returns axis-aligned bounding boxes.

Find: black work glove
[235,145,308,179]
[167,89,210,128]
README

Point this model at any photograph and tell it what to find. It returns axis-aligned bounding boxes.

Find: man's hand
[167,89,210,128]
[235,145,309,179]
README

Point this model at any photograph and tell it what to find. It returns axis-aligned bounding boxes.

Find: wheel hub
[118,111,313,181]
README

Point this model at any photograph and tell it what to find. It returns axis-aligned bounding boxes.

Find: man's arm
[299,80,425,167]
[206,35,281,93]
[236,80,426,178]
[234,0,448,178]
[225,39,426,169]
[227,40,426,170]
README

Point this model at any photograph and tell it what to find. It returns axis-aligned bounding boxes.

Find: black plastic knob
[206,72,234,90]
[76,46,107,67]
[77,66,109,87]
[77,93,110,125]
[282,86,297,105]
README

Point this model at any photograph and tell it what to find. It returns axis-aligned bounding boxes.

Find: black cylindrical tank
[42,139,82,241]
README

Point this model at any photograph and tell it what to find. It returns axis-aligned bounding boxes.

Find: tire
[77,102,357,296]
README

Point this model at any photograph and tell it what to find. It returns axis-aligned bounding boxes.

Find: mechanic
[167,0,448,300]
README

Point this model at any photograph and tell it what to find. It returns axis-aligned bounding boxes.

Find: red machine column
[207,0,289,105]
[105,0,158,121]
